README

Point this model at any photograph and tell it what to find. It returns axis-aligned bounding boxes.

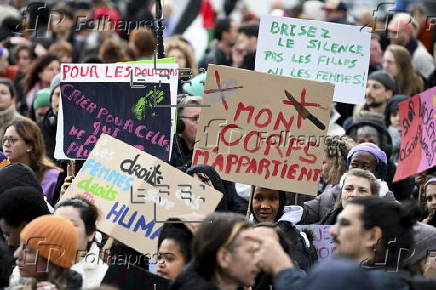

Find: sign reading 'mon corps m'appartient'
[193,65,334,196]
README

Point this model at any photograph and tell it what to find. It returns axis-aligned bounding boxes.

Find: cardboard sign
[394,87,436,181]
[296,225,335,261]
[255,15,371,104]
[55,63,178,161]
[193,65,334,196]
[63,134,223,255]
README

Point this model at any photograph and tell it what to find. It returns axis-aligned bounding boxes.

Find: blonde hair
[165,36,198,76]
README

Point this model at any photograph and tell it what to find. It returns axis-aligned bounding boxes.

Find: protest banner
[62,134,223,255]
[394,87,436,181]
[296,225,335,261]
[55,62,178,161]
[193,65,334,196]
[255,15,371,104]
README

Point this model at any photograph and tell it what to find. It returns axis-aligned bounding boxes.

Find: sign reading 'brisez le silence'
[55,63,178,161]
[193,65,334,195]
[62,134,223,255]
[255,15,370,104]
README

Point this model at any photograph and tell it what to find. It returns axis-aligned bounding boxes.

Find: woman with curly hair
[2,118,63,204]
[383,44,424,96]
[320,136,356,193]
[22,54,60,115]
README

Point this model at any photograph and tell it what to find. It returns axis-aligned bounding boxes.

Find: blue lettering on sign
[81,158,135,191]
[105,202,162,239]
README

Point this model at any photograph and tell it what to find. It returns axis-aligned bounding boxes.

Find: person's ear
[216,247,231,269]
[386,90,393,99]
[88,232,96,243]
[364,226,382,249]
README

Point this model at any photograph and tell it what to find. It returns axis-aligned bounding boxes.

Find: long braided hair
[324,136,356,186]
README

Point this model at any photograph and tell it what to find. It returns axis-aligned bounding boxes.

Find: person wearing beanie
[388,13,434,79]
[301,142,393,225]
[385,94,409,164]
[32,88,51,123]
[407,222,436,275]
[0,186,50,250]
[0,163,42,195]
[38,74,60,164]
[346,115,416,201]
[364,71,396,114]
[12,215,82,289]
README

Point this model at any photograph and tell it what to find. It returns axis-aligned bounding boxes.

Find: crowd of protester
[0,0,435,289]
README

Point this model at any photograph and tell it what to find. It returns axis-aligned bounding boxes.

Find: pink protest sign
[394,87,436,182]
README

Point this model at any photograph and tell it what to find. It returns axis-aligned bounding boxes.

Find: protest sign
[394,87,436,181]
[296,225,335,261]
[255,15,371,104]
[63,134,223,255]
[193,65,334,196]
[55,62,178,161]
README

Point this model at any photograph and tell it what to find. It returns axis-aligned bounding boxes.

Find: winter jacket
[169,134,193,171]
[170,264,218,290]
[71,240,108,289]
[300,184,339,225]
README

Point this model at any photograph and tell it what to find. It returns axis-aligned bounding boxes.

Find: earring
[26,149,31,152]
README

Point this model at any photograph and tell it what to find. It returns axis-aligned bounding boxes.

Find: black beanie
[368,71,397,93]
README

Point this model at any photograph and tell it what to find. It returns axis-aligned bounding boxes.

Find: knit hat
[347,143,388,181]
[20,215,78,268]
[33,88,51,110]
[408,222,436,265]
[0,163,42,195]
[426,178,436,189]
[368,71,396,93]
[49,74,61,100]
[0,152,10,168]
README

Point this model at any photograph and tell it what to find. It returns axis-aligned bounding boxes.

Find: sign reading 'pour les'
[55,62,178,161]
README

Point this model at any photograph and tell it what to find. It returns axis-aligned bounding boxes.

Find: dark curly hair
[323,136,356,185]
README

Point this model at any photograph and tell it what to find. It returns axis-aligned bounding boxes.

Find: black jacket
[170,264,218,290]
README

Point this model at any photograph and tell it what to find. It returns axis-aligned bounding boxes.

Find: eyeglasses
[2,137,22,145]
[180,115,199,123]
